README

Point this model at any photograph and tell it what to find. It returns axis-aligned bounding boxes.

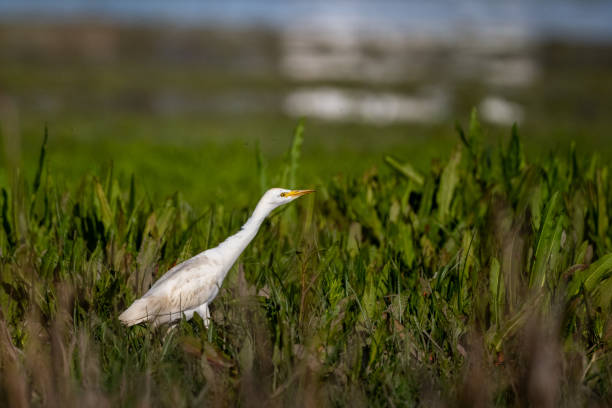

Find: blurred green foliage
[1,114,611,406]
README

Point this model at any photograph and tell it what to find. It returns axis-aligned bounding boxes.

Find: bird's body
[119,188,313,327]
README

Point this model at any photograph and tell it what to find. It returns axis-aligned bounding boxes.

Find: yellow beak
[284,189,315,198]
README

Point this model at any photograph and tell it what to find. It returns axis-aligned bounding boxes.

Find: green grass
[1,113,612,406]
[1,112,463,207]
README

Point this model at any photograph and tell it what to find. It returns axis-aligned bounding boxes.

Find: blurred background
[1,0,611,205]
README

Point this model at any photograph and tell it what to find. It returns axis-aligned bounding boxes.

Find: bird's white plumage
[119,188,313,327]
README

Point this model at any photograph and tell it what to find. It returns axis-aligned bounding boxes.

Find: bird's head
[262,188,315,209]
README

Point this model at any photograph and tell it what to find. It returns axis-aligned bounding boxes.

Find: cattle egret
[119,188,314,327]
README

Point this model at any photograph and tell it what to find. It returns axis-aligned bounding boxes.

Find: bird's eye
[280,192,287,197]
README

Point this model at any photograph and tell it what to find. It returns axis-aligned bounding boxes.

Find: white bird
[119,188,314,327]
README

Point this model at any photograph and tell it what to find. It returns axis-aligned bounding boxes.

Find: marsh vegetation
[1,115,611,406]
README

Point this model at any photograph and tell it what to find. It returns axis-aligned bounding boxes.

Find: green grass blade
[384,156,424,186]
[489,257,503,326]
[436,145,461,223]
[32,125,48,195]
[530,191,562,288]
[567,253,612,298]
[94,177,113,231]
[288,121,304,188]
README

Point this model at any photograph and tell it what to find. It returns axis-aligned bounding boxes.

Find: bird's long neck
[214,199,272,275]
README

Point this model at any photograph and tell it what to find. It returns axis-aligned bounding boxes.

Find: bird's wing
[119,252,222,325]
[149,252,215,290]
[146,252,222,303]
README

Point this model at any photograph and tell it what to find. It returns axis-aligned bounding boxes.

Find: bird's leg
[195,303,210,327]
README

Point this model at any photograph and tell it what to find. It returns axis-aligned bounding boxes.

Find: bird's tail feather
[119,297,161,326]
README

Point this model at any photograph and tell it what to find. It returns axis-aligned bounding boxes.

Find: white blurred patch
[284,87,448,124]
[280,26,539,87]
[483,58,539,87]
[280,27,427,83]
[479,96,524,125]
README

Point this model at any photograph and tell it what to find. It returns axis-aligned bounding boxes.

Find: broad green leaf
[94,177,113,230]
[350,196,384,243]
[346,222,362,257]
[593,276,612,311]
[384,155,424,186]
[597,167,609,241]
[398,223,415,268]
[437,145,462,223]
[491,305,529,352]
[506,124,525,177]
[567,253,612,298]
[489,257,503,326]
[418,176,435,219]
[573,241,590,265]
[531,191,563,288]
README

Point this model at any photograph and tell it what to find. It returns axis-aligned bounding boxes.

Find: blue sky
[1,0,612,41]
